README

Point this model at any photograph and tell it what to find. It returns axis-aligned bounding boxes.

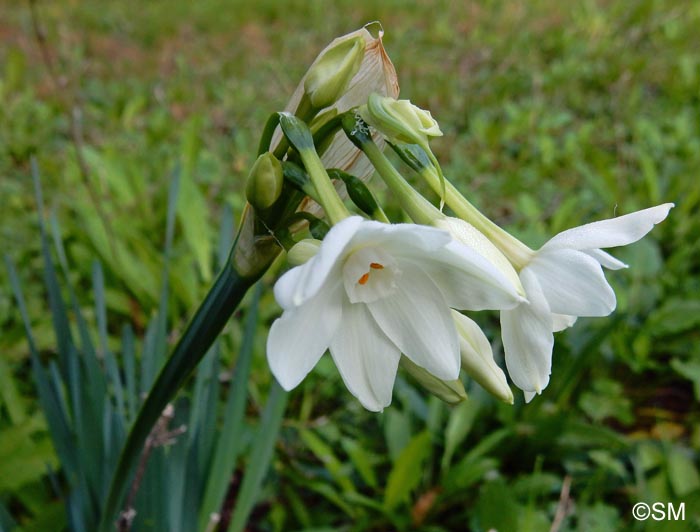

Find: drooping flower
[267,216,523,411]
[500,204,674,400]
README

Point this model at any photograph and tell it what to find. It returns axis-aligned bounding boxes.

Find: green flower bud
[304,35,365,110]
[359,93,442,148]
[287,238,321,266]
[400,356,467,405]
[452,311,513,404]
[245,152,283,211]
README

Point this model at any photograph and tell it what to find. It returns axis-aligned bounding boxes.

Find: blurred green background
[1,0,699,530]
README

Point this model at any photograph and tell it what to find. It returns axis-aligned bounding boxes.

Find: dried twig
[549,475,573,532]
[116,404,187,532]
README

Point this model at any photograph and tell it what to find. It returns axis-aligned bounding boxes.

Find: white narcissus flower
[267,216,523,411]
[500,203,674,401]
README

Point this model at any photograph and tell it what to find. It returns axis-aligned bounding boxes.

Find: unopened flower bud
[435,217,525,298]
[359,93,442,149]
[304,35,365,110]
[400,356,467,405]
[287,239,321,266]
[246,152,283,211]
[452,311,513,404]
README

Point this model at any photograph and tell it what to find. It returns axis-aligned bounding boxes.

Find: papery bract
[274,25,399,183]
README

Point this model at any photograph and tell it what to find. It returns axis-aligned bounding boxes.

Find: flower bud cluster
[252,26,672,411]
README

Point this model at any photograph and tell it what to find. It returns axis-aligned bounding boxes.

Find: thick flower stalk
[267,216,523,411]
[99,27,399,532]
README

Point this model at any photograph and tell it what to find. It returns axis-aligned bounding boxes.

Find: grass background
[1,0,699,530]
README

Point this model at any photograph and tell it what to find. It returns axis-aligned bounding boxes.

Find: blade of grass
[98,259,259,532]
[227,381,288,532]
[49,212,103,387]
[94,261,126,423]
[197,282,262,530]
[32,158,73,381]
[122,325,137,423]
[5,256,78,484]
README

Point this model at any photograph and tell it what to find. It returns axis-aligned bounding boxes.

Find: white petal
[434,217,525,297]
[501,269,553,394]
[351,220,452,255]
[329,302,400,411]
[551,313,577,332]
[266,281,342,390]
[542,203,673,252]
[585,249,628,270]
[367,264,460,380]
[529,249,616,317]
[273,264,305,310]
[452,311,513,404]
[523,391,537,403]
[408,240,524,311]
[289,216,364,306]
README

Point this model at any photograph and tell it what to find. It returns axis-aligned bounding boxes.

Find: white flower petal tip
[552,313,577,332]
[501,270,553,395]
[542,203,674,252]
[452,311,513,404]
[268,218,510,411]
[523,390,539,403]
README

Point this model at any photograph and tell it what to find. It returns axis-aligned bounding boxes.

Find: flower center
[343,247,399,304]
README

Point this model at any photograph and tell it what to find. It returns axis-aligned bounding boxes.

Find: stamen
[358,272,370,285]
[369,262,384,270]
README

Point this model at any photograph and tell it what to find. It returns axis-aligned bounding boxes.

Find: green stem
[297,148,350,225]
[278,113,350,225]
[417,166,533,269]
[392,143,534,269]
[342,114,440,225]
[98,259,263,532]
[273,96,317,159]
[362,141,440,225]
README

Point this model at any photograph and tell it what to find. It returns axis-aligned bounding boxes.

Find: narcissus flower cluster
[252,25,673,411]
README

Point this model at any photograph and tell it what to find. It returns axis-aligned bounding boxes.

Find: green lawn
[1,1,699,530]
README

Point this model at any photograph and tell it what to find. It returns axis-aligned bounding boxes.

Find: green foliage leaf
[671,359,700,400]
[667,446,700,496]
[227,382,288,532]
[647,299,700,337]
[341,438,378,489]
[300,429,354,493]
[384,431,432,511]
[0,414,57,491]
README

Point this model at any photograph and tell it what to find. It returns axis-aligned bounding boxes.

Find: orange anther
[358,272,370,285]
[369,262,384,270]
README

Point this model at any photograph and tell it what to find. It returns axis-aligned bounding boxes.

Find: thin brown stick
[117,404,187,532]
[549,475,572,532]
